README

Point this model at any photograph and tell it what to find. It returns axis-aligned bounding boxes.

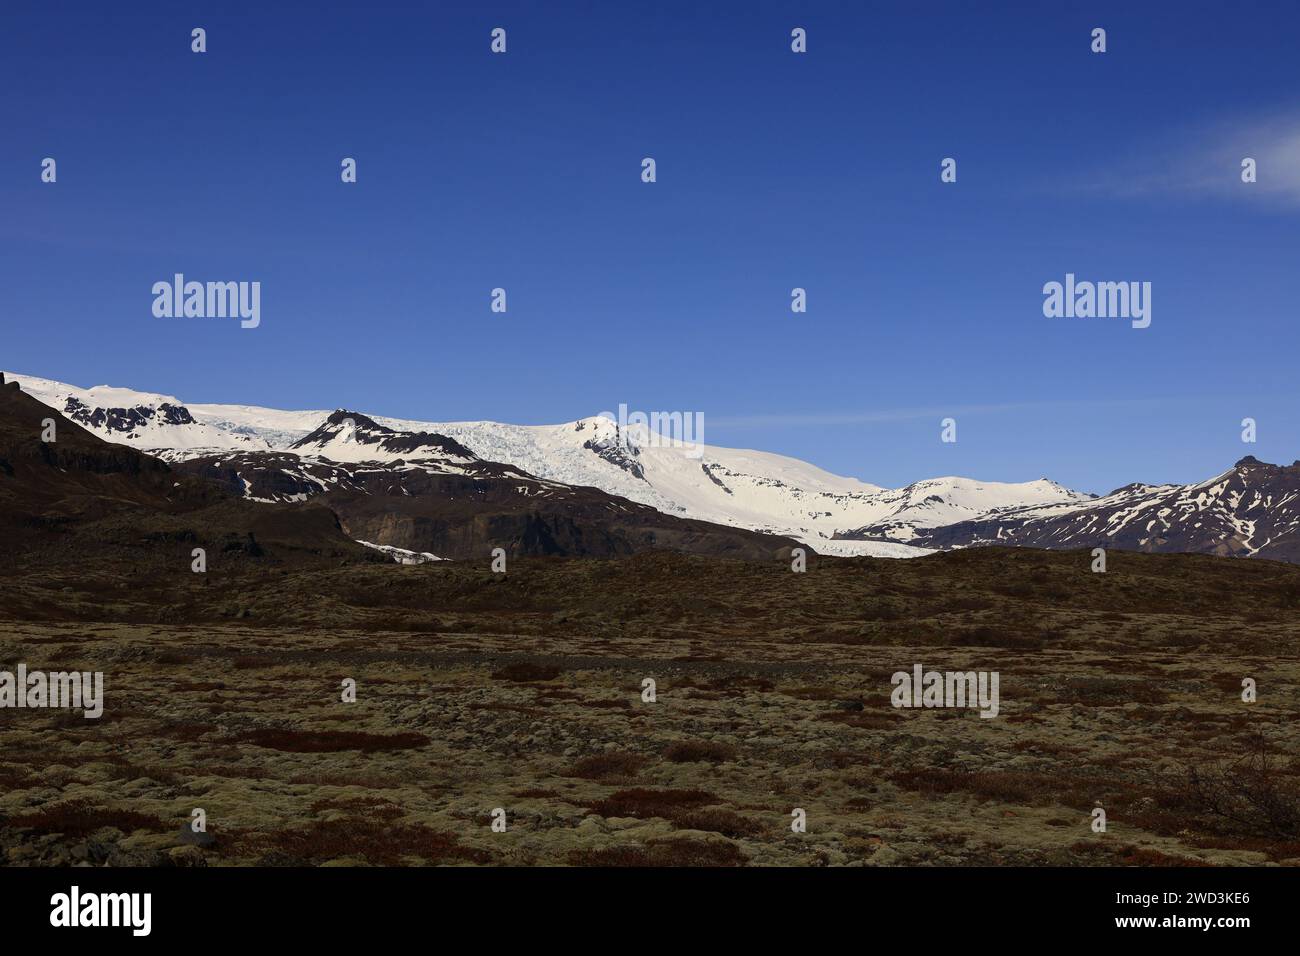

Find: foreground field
[2,548,1298,866]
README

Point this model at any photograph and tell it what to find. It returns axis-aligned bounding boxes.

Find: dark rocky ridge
[63,395,197,433]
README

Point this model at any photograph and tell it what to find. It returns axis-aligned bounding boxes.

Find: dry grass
[238,818,491,866]
[568,838,747,867]
[1185,728,1300,839]
[563,753,649,780]
[491,662,564,682]
[3,547,1297,867]
[235,728,429,753]
[663,740,736,764]
[590,788,719,818]
[7,798,170,837]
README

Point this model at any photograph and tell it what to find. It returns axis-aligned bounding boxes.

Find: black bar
[0,865,1278,941]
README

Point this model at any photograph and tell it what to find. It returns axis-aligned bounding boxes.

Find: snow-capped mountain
[176,404,1091,557]
[289,411,482,469]
[182,411,571,505]
[412,417,1102,556]
[872,456,1300,563]
[821,475,1092,545]
[0,370,1167,559]
[0,374,796,563]
[11,375,275,457]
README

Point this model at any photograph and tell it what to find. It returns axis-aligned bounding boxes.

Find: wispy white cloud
[710,397,1188,430]
[1077,107,1300,208]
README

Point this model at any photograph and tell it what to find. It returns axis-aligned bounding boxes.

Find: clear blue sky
[2,1,1297,494]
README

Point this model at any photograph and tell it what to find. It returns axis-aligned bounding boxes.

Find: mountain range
[6,370,1299,563]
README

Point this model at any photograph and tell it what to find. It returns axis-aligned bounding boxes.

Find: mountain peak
[323,409,387,431]
[291,409,477,464]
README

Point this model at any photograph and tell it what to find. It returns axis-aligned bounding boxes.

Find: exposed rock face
[581,430,646,482]
[63,396,198,433]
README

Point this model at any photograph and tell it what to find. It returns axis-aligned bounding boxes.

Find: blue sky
[2,0,1297,493]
